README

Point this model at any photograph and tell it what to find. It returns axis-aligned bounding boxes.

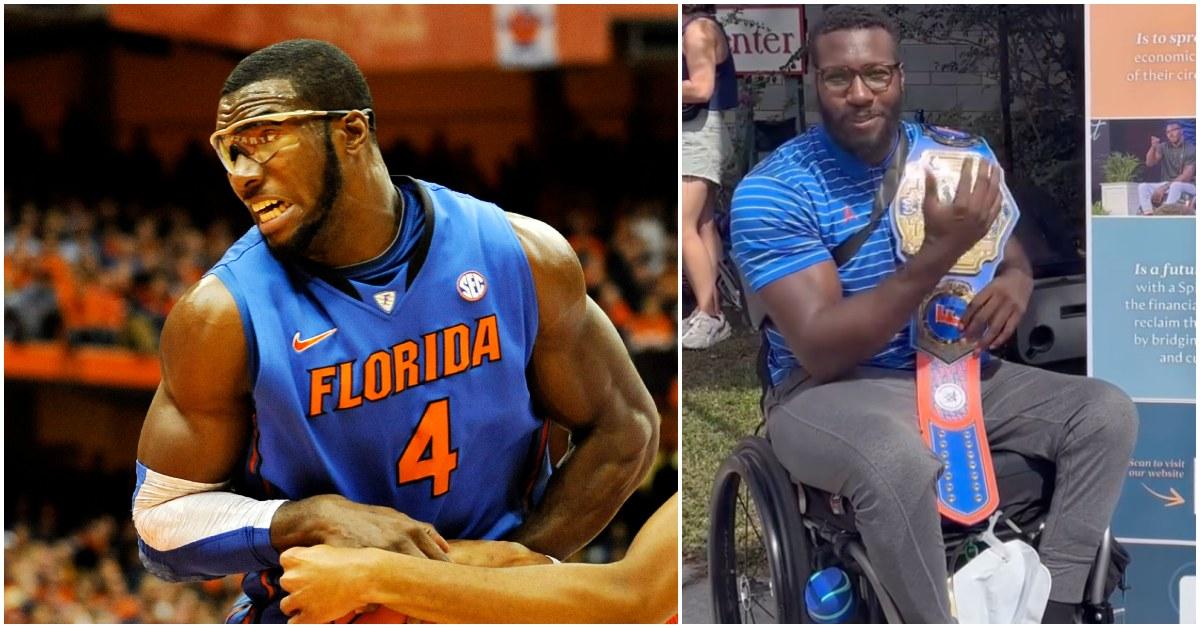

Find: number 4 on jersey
[397,398,459,497]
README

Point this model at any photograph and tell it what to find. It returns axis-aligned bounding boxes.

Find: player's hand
[287,494,451,560]
[920,157,1003,263]
[1150,135,1161,148]
[960,270,1033,351]
[279,545,377,623]
[447,539,555,567]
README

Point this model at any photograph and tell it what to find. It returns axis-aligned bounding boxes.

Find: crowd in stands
[4,504,244,623]
[4,192,677,360]
[5,198,236,352]
[5,103,678,364]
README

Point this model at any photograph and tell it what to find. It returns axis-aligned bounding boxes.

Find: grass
[681,316,764,563]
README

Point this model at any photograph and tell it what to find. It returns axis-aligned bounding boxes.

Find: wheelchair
[709,433,1127,623]
[706,266,1126,624]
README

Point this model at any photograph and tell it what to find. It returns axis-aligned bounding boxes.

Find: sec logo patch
[457,270,487,301]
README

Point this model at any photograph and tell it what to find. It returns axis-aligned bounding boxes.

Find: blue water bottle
[804,566,857,623]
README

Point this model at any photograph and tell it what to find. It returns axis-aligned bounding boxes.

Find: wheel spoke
[738,487,747,575]
[730,476,781,624]
[747,507,765,549]
[736,489,767,565]
[752,595,777,621]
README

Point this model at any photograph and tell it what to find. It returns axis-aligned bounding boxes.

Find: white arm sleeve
[132,461,288,581]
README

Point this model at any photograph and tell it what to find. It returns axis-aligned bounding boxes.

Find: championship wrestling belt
[889,125,1020,526]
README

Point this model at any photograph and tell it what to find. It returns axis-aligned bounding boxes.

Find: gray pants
[765,359,1137,623]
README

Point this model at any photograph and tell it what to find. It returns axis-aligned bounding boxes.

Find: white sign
[716,5,806,75]
[494,5,557,69]
[1182,576,1196,624]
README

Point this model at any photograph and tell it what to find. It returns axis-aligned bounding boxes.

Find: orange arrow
[1141,484,1186,507]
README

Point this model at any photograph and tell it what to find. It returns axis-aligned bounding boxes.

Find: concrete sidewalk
[683,560,712,623]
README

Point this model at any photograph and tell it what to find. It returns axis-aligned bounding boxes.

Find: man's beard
[819,95,903,165]
[271,126,341,260]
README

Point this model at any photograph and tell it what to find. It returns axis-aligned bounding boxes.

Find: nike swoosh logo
[292,328,338,353]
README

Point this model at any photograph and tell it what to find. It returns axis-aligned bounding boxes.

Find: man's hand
[447,539,555,568]
[1152,184,1169,206]
[271,494,450,560]
[920,157,1004,262]
[1150,135,1162,149]
[961,271,1033,350]
[279,545,380,623]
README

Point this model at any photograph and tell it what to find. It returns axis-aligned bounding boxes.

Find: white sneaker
[681,311,731,350]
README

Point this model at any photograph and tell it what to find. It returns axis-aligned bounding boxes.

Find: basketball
[332,605,411,623]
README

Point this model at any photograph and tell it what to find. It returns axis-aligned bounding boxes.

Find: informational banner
[1110,403,1195,541]
[1089,4,1196,119]
[1090,218,1195,400]
[715,5,805,75]
[494,5,558,69]
[1087,4,1196,624]
[107,5,674,73]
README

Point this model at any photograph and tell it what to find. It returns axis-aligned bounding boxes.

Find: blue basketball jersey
[208,178,549,622]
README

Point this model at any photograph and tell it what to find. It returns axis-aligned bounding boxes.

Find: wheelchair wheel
[709,436,811,623]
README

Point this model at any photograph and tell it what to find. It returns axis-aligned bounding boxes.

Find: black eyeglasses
[816,63,903,94]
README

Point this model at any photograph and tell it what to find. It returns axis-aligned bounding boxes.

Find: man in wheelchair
[725,6,1137,624]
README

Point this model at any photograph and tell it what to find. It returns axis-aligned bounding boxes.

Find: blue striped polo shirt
[731,120,928,385]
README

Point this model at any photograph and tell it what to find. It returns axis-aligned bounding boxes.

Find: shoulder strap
[832,130,910,267]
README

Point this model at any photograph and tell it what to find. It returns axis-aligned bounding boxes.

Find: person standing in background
[681,4,737,350]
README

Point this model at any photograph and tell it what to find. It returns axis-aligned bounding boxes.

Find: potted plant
[1099,152,1143,216]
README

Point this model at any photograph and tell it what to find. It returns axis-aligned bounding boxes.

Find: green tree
[885,5,1086,232]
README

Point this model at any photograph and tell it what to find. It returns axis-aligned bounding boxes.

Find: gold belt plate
[892,150,1018,275]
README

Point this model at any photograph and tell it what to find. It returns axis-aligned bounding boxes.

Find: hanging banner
[494,5,558,69]
[106,5,673,73]
[1087,4,1196,624]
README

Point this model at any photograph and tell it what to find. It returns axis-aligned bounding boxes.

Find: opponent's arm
[504,214,658,559]
[279,494,680,624]
[758,161,1004,383]
[682,20,718,104]
[133,277,447,582]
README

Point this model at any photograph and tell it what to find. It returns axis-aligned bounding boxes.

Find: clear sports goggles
[209,109,372,173]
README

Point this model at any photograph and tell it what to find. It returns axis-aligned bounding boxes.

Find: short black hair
[222,39,374,122]
[807,6,901,67]
[682,5,716,16]
[1166,120,1184,130]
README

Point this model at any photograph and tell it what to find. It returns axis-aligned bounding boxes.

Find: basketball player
[131,39,659,623]
[275,494,679,623]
